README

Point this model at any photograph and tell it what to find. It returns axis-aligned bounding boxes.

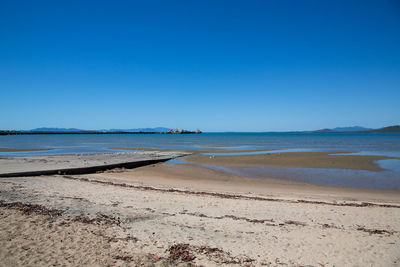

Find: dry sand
[0,173,399,266]
[1,152,400,266]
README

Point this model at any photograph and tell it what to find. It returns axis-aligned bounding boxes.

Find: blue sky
[1,0,399,131]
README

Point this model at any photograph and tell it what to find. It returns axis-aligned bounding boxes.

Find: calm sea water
[1,133,400,190]
[1,132,400,156]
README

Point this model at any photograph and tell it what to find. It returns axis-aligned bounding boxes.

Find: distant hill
[31,127,84,132]
[312,125,400,133]
[314,126,372,132]
[313,128,335,133]
[331,126,372,132]
[368,125,400,133]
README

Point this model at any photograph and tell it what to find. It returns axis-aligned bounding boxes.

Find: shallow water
[229,164,400,190]
[202,148,326,156]
[1,132,400,155]
[166,157,400,190]
[1,133,400,190]
[331,151,400,158]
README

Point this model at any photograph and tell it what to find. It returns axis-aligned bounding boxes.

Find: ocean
[1,132,400,155]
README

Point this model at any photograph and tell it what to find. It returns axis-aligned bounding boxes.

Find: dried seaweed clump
[168,243,196,262]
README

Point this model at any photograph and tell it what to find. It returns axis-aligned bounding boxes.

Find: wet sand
[110,147,399,171]
[109,146,271,154]
[90,163,400,204]
[182,151,397,171]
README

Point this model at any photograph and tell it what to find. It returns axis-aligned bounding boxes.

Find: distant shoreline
[0,131,201,136]
[2,130,400,135]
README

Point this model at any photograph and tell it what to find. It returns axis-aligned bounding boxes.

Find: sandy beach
[3,0,400,265]
[1,150,400,266]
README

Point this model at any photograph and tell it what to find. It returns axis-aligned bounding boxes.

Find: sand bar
[182,151,399,171]
[109,146,272,154]
[110,147,400,171]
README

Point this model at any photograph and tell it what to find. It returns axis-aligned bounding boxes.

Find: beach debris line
[356,226,394,236]
[167,243,255,264]
[0,201,63,218]
[72,213,121,226]
[61,175,400,208]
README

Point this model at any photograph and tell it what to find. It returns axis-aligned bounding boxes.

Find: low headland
[309,125,400,133]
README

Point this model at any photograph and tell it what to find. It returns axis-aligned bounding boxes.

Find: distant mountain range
[10,125,400,134]
[312,125,400,133]
[32,127,84,132]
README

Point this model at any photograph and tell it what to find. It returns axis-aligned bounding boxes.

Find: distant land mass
[32,127,85,132]
[331,126,372,132]
[0,127,202,135]
[368,125,400,133]
[1,126,399,135]
[311,125,400,133]
[106,127,171,133]
[31,127,171,133]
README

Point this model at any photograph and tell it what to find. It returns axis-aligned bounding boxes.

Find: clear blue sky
[1,0,399,131]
